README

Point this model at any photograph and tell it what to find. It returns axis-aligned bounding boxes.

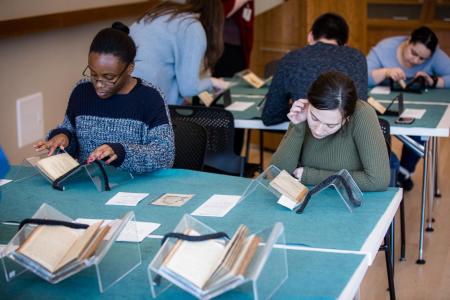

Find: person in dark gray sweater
[262,13,368,126]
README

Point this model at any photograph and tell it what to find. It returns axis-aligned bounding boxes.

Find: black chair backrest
[169,105,236,154]
[172,119,207,171]
[378,118,391,155]
[169,105,244,175]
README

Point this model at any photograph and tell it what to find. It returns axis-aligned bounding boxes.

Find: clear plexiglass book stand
[21,152,134,192]
[148,214,288,300]
[1,203,142,293]
[241,165,363,213]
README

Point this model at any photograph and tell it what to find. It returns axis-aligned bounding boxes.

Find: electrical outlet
[16,92,44,148]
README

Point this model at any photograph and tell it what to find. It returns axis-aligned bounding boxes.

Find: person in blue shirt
[0,146,9,178]
[130,0,230,105]
[367,26,450,88]
[34,22,174,174]
[367,26,450,190]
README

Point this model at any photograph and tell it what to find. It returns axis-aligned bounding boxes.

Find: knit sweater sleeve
[262,58,290,125]
[175,18,212,97]
[109,123,174,174]
[269,122,306,174]
[107,87,175,174]
[302,103,390,191]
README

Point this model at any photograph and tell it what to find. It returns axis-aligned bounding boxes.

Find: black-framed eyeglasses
[82,64,129,87]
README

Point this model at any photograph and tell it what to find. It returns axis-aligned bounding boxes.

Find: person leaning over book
[130,0,229,105]
[367,26,450,191]
[270,71,390,192]
[262,13,368,126]
[367,26,450,88]
[33,22,174,174]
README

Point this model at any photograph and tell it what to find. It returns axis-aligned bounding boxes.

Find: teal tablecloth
[0,226,365,299]
[1,168,398,253]
[370,88,450,104]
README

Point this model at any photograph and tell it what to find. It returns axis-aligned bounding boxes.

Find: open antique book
[36,152,81,182]
[269,170,309,210]
[238,69,272,89]
[159,225,260,295]
[13,220,111,274]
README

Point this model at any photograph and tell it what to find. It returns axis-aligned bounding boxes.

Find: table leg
[426,137,435,232]
[433,138,441,198]
[390,219,395,272]
[417,139,429,265]
[244,129,251,163]
[259,130,264,171]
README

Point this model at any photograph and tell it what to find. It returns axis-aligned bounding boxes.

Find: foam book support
[1,203,142,293]
[148,214,288,300]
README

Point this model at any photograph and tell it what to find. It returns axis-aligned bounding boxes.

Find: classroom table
[0,223,369,300]
[369,88,450,264]
[0,167,396,299]
[229,82,450,264]
[1,167,400,266]
[369,88,450,104]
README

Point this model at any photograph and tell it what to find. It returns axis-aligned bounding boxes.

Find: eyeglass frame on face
[82,63,129,87]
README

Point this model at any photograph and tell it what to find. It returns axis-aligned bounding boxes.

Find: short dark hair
[410,26,438,54]
[89,22,136,64]
[307,71,357,120]
[311,13,349,46]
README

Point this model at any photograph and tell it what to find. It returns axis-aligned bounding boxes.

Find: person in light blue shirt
[367,27,450,190]
[367,26,450,88]
[130,0,229,105]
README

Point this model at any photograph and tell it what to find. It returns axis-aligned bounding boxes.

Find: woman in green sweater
[270,71,390,191]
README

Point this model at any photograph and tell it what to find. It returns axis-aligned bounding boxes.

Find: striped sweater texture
[49,78,174,174]
[270,101,390,191]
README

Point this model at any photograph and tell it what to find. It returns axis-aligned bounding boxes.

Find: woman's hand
[287,99,309,124]
[384,68,406,82]
[87,145,116,164]
[210,77,230,91]
[293,167,304,180]
[33,134,69,156]
[414,71,434,86]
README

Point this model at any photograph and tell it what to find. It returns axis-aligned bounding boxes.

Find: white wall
[0,17,136,164]
[0,0,145,21]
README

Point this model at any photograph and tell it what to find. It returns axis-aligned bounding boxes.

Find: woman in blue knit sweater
[34,22,174,174]
[130,0,230,105]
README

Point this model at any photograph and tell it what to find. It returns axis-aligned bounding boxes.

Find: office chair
[169,105,245,176]
[172,119,207,171]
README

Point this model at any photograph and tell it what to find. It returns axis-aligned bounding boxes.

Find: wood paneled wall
[250,0,367,76]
